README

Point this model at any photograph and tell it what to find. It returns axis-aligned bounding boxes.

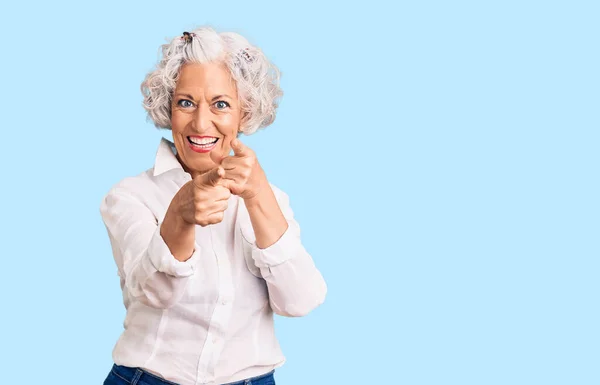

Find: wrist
[161,207,195,262]
[244,182,270,207]
[171,210,192,231]
[164,197,192,229]
[244,169,269,204]
[244,192,264,208]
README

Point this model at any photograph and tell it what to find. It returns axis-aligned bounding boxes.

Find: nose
[190,102,214,133]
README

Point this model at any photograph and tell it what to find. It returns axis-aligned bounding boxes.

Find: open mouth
[187,136,219,152]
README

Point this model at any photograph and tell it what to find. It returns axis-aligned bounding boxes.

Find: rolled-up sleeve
[100,186,201,309]
[244,186,327,317]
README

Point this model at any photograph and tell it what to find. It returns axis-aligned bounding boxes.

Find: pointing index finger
[231,139,248,157]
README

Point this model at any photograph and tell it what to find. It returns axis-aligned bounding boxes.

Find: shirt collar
[153,137,185,176]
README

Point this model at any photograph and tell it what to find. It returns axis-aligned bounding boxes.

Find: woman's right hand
[176,166,232,226]
[161,167,230,262]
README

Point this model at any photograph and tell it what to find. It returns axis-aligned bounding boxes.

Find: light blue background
[0,1,597,384]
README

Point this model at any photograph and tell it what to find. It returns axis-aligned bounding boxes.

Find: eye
[214,100,230,110]
[177,99,194,108]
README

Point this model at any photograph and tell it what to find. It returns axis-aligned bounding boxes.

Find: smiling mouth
[187,136,218,148]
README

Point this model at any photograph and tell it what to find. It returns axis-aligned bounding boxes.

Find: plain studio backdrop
[0,1,597,384]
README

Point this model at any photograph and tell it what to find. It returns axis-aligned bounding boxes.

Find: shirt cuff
[146,223,201,277]
[250,222,302,269]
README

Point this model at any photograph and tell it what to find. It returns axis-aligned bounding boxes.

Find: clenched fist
[175,166,232,227]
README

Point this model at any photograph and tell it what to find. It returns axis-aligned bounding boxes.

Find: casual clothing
[99,138,326,385]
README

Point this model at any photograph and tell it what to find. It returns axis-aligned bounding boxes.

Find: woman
[100,27,327,385]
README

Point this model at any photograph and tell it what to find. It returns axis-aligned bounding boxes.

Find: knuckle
[194,188,206,201]
[215,187,226,197]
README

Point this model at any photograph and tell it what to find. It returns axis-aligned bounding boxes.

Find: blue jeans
[103,364,276,385]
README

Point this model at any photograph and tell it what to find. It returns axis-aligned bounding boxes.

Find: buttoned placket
[195,219,236,384]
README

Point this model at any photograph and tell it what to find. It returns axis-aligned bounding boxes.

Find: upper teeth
[189,137,217,145]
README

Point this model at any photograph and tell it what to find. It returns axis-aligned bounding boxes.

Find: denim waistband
[111,364,275,385]
[221,369,275,385]
[111,365,179,385]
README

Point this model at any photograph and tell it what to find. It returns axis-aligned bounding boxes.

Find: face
[171,62,241,177]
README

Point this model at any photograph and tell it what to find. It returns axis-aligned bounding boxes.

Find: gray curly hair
[141,27,283,135]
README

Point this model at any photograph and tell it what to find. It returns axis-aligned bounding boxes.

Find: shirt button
[212,336,218,344]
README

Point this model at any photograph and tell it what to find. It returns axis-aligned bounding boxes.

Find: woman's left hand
[211,139,268,201]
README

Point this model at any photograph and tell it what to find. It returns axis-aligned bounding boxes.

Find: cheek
[216,116,239,155]
[216,115,239,138]
[170,111,188,133]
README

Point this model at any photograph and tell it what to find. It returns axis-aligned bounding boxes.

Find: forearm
[242,184,327,317]
[160,200,196,262]
[244,185,289,249]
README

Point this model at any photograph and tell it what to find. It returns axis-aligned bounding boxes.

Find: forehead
[175,62,237,95]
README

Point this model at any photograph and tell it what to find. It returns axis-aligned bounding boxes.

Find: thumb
[196,166,224,187]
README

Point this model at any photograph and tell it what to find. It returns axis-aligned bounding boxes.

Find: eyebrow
[174,93,195,100]
[210,94,233,102]
[173,93,233,101]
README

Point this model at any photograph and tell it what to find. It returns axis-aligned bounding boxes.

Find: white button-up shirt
[100,138,327,385]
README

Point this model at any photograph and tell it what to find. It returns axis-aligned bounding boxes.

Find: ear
[239,111,250,130]
[235,120,244,146]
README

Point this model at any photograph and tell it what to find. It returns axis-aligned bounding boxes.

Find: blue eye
[177,99,194,108]
[215,101,230,109]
